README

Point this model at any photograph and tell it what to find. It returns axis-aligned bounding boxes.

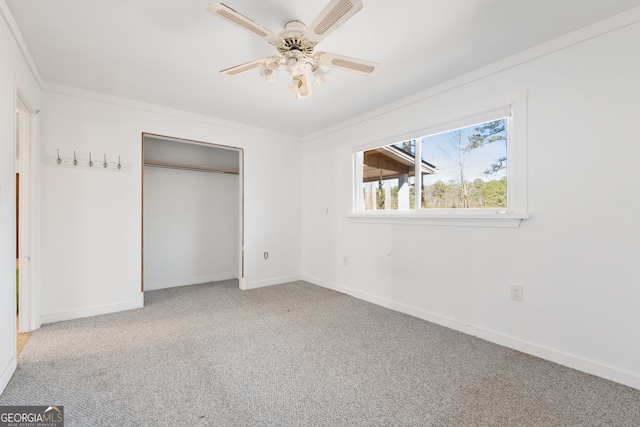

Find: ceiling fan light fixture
[289,74,312,99]
[284,50,306,76]
[259,61,279,82]
[312,64,330,85]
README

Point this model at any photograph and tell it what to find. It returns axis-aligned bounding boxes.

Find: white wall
[0,1,42,392]
[143,166,240,290]
[38,87,302,322]
[301,14,640,389]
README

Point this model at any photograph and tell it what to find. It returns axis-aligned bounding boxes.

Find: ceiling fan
[207,0,380,99]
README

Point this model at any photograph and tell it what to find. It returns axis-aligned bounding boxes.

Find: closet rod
[143,160,239,175]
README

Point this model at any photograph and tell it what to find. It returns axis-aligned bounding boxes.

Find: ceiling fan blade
[207,3,282,46]
[315,52,380,76]
[303,0,363,44]
[219,57,278,77]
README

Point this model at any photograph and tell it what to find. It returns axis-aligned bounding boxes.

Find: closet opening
[141,134,243,294]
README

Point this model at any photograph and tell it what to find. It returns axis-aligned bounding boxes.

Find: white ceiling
[7,0,640,137]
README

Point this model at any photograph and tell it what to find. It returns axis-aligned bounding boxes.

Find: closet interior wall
[142,135,241,291]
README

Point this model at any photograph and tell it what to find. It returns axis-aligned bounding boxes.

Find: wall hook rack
[46,150,130,172]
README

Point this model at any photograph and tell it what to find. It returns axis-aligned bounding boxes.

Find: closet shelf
[143,160,239,175]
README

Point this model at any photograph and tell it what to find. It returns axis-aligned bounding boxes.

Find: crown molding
[43,81,301,142]
[0,0,44,88]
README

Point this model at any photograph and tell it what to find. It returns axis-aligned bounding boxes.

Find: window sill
[348,211,529,228]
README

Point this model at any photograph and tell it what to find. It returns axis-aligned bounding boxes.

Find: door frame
[16,93,38,333]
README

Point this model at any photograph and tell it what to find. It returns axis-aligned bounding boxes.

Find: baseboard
[0,357,17,395]
[243,275,302,290]
[302,275,640,391]
[40,300,139,325]
[144,272,238,291]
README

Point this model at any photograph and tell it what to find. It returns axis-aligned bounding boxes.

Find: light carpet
[1,280,639,426]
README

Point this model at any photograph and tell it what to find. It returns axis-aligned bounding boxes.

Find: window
[360,140,421,210]
[421,118,507,209]
[352,97,528,227]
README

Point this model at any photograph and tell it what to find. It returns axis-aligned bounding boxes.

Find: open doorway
[15,95,36,353]
[141,134,244,295]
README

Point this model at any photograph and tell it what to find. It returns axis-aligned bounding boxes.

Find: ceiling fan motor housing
[276,21,315,57]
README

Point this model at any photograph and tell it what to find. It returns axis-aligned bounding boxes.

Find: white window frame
[350,93,529,228]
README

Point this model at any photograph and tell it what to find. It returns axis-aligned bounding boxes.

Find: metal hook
[117,156,122,170]
[103,154,108,169]
[88,152,93,167]
[56,149,61,165]
[73,151,78,166]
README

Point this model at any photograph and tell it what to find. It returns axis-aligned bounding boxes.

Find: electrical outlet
[510,285,523,301]
[343,256,348,266]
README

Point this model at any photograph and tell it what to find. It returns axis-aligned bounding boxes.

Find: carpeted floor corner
[1,280,639,426]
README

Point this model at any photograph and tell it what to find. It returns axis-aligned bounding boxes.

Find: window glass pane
[361,140,416,210]
[420,119,507,209]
